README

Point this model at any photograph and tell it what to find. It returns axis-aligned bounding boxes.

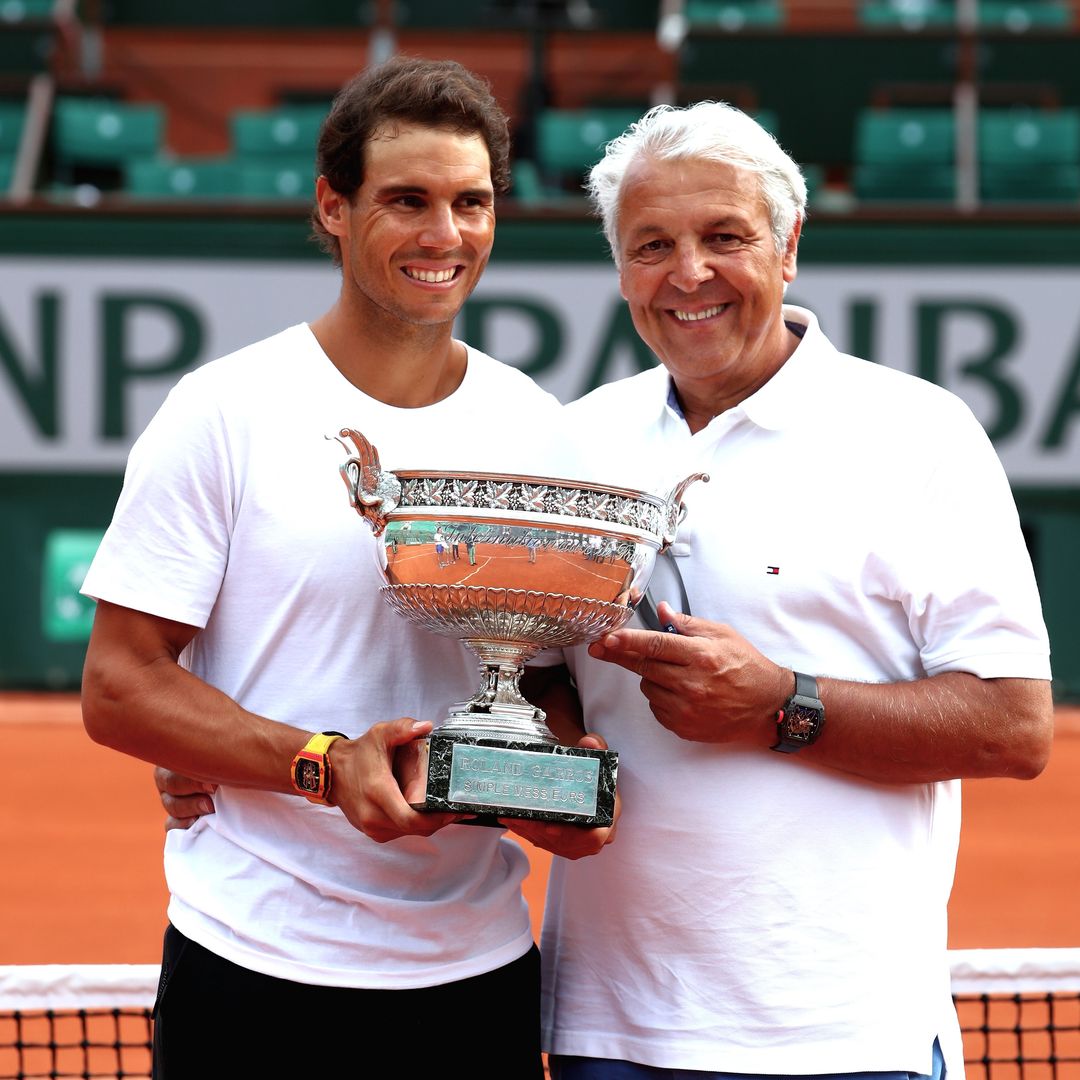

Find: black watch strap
[772,672,825,754]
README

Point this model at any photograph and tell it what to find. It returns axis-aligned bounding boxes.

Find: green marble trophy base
[414,733,618,828]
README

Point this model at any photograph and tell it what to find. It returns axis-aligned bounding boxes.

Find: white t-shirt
[83,323,566,989]
[541,307,1050,1075]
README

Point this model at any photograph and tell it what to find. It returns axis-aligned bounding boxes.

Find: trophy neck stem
[436,639,558,745]
[466,640,539,669]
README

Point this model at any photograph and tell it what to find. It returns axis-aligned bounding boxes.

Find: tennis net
[0,965,157,1080]
[0,950,1078,1079]
[952,948,1080,1078]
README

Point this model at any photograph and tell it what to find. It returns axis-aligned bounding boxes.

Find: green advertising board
[1,210,1078,696]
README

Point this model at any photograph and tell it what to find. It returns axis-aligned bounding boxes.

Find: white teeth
[406,267,456,283]
[673,304,725,322]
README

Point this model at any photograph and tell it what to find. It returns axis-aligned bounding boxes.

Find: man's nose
[418,204,462,250]
[668,245,713,292]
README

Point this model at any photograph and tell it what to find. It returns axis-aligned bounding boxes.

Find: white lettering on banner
[0,258,1078,484]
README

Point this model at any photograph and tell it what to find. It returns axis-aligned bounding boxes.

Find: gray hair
[586,101,807,262]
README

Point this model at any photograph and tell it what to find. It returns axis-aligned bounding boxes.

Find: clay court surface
[1,693,1077,965]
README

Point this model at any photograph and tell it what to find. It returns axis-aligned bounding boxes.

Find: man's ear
[782,218,802,284]
[315,176,349,239]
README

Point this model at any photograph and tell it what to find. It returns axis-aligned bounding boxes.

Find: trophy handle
[334,428,402,537]
[661,472,709,548]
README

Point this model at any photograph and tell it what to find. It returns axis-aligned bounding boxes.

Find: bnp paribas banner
[1,257,1078,485]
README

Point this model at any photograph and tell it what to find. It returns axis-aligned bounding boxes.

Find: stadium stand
[50,96,164,192]
[229,104,325,200]
[979,107,1080,201]
[853,107,957,201]
[0,0,1076,211]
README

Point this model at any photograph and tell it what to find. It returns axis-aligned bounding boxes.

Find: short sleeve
[81,373,236,628]
[895,401,1051,681]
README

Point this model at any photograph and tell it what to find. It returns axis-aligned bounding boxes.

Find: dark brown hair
[311,56,511,264]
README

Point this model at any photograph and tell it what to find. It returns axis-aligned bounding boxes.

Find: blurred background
[1,0,1078,699]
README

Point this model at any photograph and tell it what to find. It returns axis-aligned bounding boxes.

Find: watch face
[295,756,322,794]
[782,703,821,743]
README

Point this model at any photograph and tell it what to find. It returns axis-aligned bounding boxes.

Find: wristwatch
[291,731,347,804]
[772,672,825,754]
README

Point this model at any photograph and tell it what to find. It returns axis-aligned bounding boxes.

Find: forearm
[87,601,461,842]
[777,670,1054,784]
[83,651,308,793]
[590,610,1054,785]
[82,601,312,793]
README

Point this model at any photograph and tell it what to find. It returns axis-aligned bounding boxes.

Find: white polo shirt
[541,306,1050,1075]
[83,324,566,990]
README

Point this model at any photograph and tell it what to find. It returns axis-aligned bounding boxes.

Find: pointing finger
[588,626,694,676]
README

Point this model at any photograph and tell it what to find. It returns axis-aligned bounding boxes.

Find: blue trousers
[549,1039,946,1080]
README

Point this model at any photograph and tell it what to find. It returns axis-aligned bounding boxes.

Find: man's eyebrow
[375,183,428,198]
[374,183,494,199]
[625,223,667,243]
[703,214,748,231]
[627,214,748,242]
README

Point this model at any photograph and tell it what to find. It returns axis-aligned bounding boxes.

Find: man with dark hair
[310,55,512,264]
[81,57,605,1078]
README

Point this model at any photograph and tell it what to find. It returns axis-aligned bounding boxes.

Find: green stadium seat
[685,0,785,30]
[0,103,27,195]
[979,109,1080,202]
[0,102,26,153]
[537,108,644,174]
[536,107,644,192]
[237,157,314,200]
[978,0,1071,30]
[52,97,164,166]
[230,105,328,158]
[0,0,67,16]
[227,105,326,200]
[853,109,956,201]
[126,156,242,198]
[859,0,955,29]
[510,158,546,205]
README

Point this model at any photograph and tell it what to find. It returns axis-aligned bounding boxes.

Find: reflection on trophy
[336,428,706,827]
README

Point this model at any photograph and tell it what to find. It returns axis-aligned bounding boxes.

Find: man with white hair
[538,102,1053,1079]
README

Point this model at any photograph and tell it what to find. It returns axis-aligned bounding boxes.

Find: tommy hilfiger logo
[766,566,780,575]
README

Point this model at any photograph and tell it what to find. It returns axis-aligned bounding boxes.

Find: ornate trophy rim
[391,469,671,511]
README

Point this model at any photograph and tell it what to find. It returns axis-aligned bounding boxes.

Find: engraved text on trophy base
[418,734,618,828]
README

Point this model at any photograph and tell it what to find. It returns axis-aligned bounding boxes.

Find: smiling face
[319,122,496,333]
[616,154,800,418]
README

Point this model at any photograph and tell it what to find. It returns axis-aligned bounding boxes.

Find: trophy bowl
[337,428,706,827]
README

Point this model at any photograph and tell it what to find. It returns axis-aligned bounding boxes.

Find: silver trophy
[337,428,706,827]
